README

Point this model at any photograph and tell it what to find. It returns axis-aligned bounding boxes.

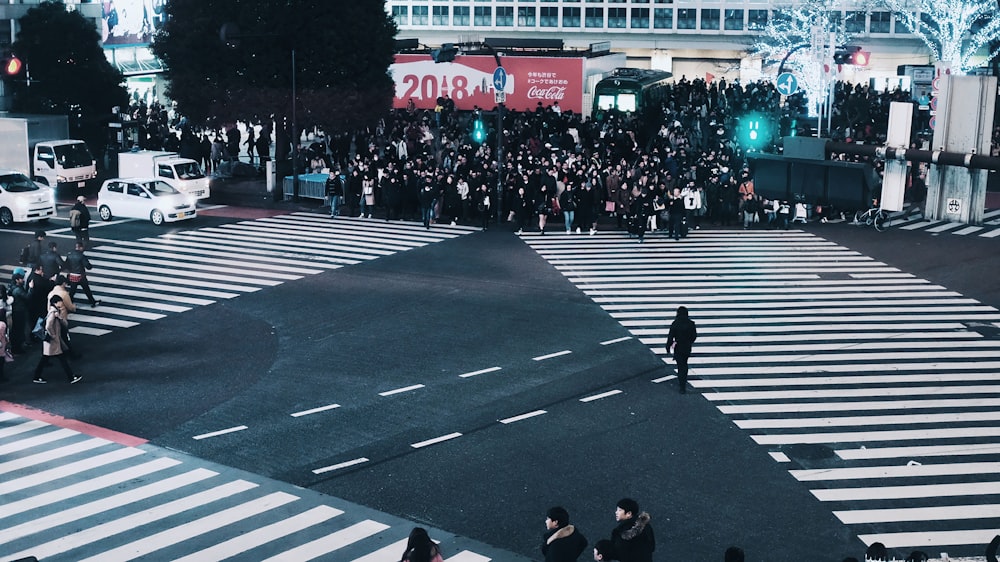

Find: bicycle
[854,205,890,232]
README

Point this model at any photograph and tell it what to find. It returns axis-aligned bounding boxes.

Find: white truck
[118,150,211,200]
[0,114,97,190]
[0,169,57,226]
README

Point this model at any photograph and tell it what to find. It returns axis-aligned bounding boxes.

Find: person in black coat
[39,242,64,280]
[611,498,654,562]
[542,506,588,562]
[666,305,698,394]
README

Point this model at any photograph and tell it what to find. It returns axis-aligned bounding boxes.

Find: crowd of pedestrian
[124,72,1000,243]
[3,228,97,385]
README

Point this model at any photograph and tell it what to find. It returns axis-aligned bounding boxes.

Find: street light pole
[291,48,299,201]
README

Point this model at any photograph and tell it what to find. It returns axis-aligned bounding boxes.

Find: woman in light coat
[32,295,80,384]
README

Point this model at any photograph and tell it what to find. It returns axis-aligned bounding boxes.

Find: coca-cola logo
[527,86,567,101]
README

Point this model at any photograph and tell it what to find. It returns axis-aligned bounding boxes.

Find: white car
[0,169,56,226]
[97,178,197,225]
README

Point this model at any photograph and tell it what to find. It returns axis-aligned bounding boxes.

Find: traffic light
[833,46,870,66]
[739,113,771,151]
[431,43,457,64]
[471,117,486,143]
[3,54,22,76]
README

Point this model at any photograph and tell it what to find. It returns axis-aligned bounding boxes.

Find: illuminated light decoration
[879,0,1000,74]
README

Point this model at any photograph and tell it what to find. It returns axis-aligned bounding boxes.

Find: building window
[869,11,891,33]
[677,8,696,29]
[563,7,580,27]
[654,0,672,3]
[845,11,865,33]
[412,5,428,25]
[518,6,536,26]
[497,6,513,26]
[540,6,558,26]
[700,8,719,30]
[454,6,470,25]
[653,7,672,28]
[432,6,449,26]
[747,9,767,30]
[608,8,626,28]
[392,5,408,26]
[474,6,491,26]
[631,7,650,28]
[894,12,912,34]
[724,9,743,30]
[585,8,603,28]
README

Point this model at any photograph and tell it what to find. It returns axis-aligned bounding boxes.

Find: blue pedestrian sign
[493,66,507,91]
[776,73,798,96]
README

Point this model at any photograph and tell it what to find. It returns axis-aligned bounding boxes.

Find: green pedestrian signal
[740,113,770,151]
[472,118,486,143]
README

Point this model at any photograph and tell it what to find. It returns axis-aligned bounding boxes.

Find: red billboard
[391,54,584,114]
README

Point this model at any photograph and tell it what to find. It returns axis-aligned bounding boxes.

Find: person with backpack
[69,196,92,248]
[19,230,46,270]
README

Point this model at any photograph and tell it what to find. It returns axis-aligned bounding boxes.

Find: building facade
[385,0,943,84]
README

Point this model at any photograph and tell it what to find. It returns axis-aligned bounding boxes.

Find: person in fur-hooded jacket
[610,498,655,562]
[542,506,588,561]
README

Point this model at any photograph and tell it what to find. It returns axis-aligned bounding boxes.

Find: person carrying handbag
[32,295,82,385]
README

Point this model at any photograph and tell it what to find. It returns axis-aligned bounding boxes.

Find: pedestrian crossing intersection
[2,214,479,338]
[521,229,1000,555]
[0,408,517,562]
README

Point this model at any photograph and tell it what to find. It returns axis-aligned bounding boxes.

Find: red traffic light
[4,55,22,75]
[833,46,870,66]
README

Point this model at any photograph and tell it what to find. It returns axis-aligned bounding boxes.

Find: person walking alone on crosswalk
[666,306,698,394]
[400,527,444,562]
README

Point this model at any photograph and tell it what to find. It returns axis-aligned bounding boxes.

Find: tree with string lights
[748,0,861,118]
[878,0,1000,74]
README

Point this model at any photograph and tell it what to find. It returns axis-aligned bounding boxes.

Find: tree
[748,0,861,118]
[151,0,398,134]
[7,1,128,149]
[878,0,1000,74]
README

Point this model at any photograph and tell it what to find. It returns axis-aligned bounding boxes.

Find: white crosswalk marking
[2,214,478,338]
[521,228,1000,555]
[0,413,520,561]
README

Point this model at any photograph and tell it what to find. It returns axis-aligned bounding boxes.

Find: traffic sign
[776,73,798,96]
[495,90,506,104]
[492,66,507,92]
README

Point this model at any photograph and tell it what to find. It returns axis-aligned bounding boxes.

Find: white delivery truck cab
[0,169,57,226]
[118,150,211,200]
[0,114,97,189]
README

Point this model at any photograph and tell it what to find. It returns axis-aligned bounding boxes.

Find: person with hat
[32,294,82,384]
[69,195,92,248]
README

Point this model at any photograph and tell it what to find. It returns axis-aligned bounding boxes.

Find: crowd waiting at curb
[121,76,1000,243]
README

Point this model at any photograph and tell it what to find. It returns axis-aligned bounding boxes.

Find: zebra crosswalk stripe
[2,214,478,338]
[521,228,1000,554]
[0,412,513,561]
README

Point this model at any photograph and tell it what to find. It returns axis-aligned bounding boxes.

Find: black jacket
[542,525,588,562]
[611,513,655,562]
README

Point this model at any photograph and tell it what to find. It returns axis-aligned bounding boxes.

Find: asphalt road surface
[2,201,999,561]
